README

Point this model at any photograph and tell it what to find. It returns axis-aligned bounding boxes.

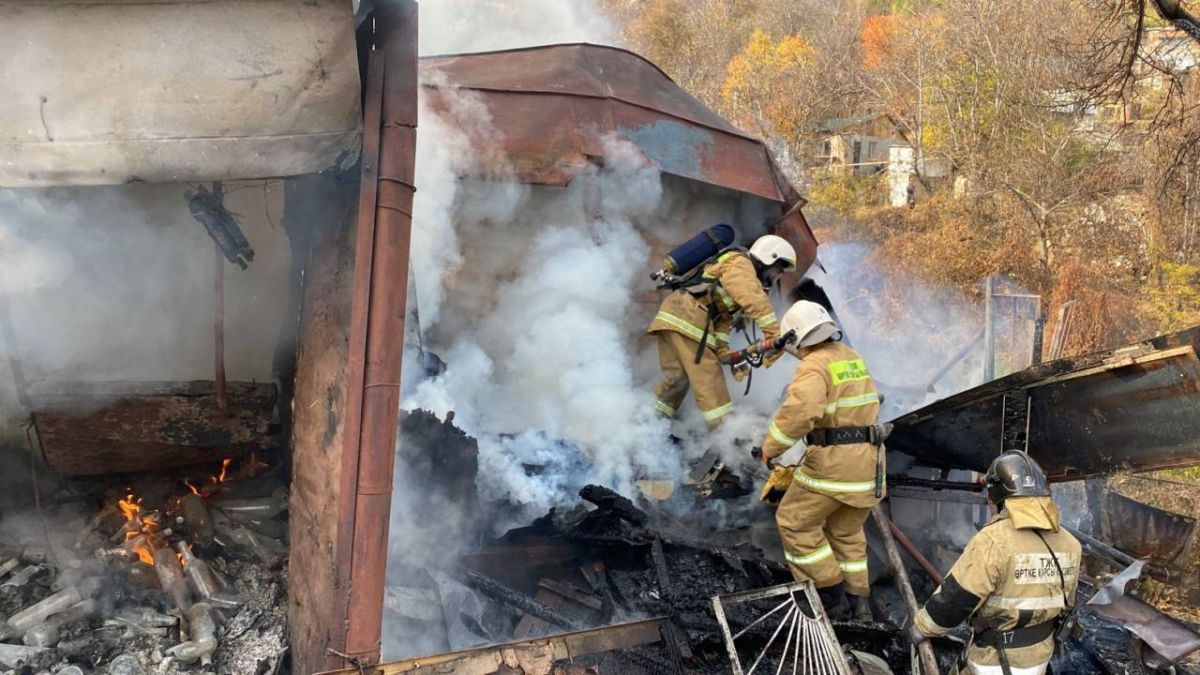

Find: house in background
[814,114,907,175]
[814,113,952,206]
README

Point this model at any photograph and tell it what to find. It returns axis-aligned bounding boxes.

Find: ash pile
[0,455,288,675]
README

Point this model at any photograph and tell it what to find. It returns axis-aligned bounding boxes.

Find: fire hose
[719,329,798,394]
[721,328,798,371]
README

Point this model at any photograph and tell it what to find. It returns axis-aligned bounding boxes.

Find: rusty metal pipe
[332,1,418,667]
[886,518,945,585]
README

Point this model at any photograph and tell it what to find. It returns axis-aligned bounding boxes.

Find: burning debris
[0,454,288,674]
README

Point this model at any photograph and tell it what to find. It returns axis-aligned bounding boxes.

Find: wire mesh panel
[712,581,852,675]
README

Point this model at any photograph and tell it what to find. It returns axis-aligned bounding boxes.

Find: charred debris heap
[369,408,1200,675]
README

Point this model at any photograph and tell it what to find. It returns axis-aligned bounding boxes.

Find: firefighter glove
[731,360,750,381]
[758,465,794,508]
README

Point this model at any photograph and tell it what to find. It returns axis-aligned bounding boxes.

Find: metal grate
[712,581,852,675]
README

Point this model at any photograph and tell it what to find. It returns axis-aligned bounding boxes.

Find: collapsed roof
[420,43,817,274]
[888,325,1200,481]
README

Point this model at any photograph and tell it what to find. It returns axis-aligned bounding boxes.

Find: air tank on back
[661,223,736,276]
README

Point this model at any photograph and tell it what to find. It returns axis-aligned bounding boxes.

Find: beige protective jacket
[648,250,779,359]
[915,497,1082,668]
[760,342,883,509]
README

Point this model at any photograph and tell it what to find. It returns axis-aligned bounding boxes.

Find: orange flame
[216,458,232,483]
[117,493,163,565]
[118,494,141,521]
[184,480,202,496]
[129,537,156,565]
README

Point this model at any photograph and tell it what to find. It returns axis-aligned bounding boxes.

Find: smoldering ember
[5,1,1200,675]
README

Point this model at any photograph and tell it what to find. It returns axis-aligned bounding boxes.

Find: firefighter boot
[848,591,874,622]
[816,584,849,621]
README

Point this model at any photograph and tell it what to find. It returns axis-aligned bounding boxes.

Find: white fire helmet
[780,300,842,350]
[748,235,797,270]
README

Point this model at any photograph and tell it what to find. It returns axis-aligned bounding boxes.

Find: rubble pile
[384,481,906,673]
[0,455,288,675]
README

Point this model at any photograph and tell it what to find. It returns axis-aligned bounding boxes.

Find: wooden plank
[35,381,275,476]
[313,618,668,675]
[283,171,362,675]
[539,578,604,611]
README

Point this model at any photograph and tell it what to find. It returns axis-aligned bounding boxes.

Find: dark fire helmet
[985,451,1051,507]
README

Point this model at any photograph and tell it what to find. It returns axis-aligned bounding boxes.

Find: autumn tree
[720,30,818,161]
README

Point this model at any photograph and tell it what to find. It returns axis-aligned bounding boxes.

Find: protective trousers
[652,330,732,429]
[776,483,871,596]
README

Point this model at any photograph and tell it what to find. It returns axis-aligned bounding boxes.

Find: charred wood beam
[887,476,983,492]
[555,529,789,580]
[650,537,673,604]
[580,485,648,525]
[455,567,584,631]
[1000,392,1031,454]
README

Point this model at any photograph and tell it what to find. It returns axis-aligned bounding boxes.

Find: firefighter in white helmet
[648,234,796,428]
[756,300,883,620]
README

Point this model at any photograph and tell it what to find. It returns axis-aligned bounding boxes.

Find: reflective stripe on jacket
[759,341,882,508]
[648,251,778,357]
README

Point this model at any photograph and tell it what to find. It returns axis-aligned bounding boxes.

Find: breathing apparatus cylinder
[661,223,736,275]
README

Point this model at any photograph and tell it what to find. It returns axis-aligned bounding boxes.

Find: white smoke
[384,2,800,658]
[0,184,291,436]
[418,0,618,56]
[405,136,681,515]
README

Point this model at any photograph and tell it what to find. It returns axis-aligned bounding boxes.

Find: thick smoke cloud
[417,0,618,56]
[405,137,681,514]
[813,241,986,414]
[0,187,289,410]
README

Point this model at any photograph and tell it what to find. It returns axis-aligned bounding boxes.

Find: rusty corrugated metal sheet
[887,326,1200,481]
[420,43,817,274]
[1106,491,1195,571]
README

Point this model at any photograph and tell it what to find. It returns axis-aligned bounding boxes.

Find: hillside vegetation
[603,0,1200,356]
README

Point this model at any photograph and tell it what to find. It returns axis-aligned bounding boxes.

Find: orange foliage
[721,29,815,139]
[860,14,902,70]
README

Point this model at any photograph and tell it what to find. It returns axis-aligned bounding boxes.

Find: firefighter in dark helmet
[914,452,1081,675]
